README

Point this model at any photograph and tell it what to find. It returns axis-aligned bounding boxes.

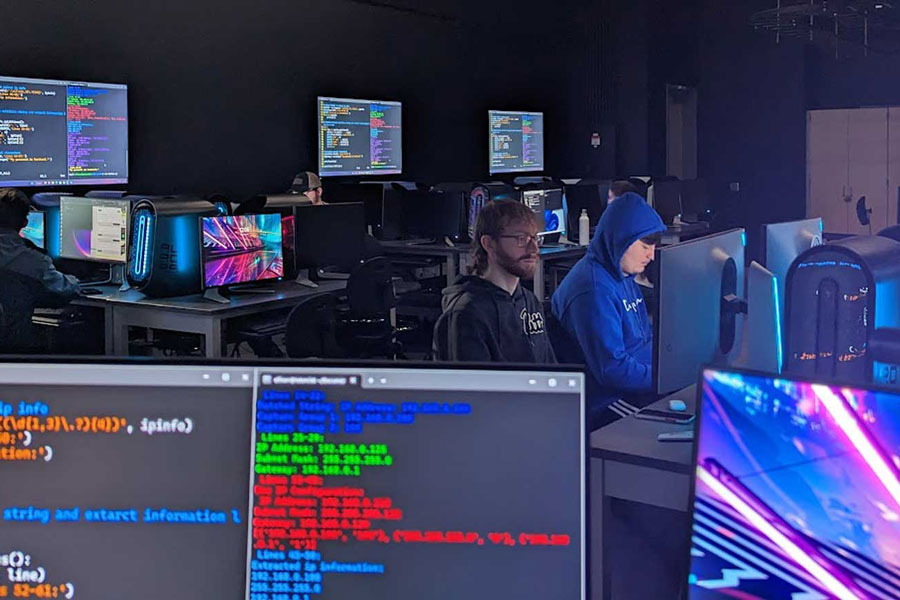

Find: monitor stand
[110,264,131,292]
[202,288,231,304]
[295,269,319,289]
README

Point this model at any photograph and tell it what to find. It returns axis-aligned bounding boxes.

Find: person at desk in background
[432,200,556,364]
[0,188,81,352]
[551,193,665,428]
[290,171,325,205]
[607,179,640,204]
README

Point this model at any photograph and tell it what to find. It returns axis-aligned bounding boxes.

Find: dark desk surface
[666,222,710,237]
[72,280,347,315]
[590,384,697,473]
[382,240,586,260]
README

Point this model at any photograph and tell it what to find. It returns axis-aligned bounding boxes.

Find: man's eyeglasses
[496,233,544,248]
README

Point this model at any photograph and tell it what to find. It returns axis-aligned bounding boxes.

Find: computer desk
[381,240,587,300]
[590,384,696,600]
[73,280,347,358]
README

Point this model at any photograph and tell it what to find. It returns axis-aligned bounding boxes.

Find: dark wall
[807,49,900,109]
[697,1,807,228]
[0,0,591,197]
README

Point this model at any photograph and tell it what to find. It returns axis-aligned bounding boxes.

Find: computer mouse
[80,288,103,296]
[668,399,687,412]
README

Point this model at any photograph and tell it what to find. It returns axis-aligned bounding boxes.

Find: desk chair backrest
[0,269,41,352]
[347,256,396,316]
[285,293,342,358]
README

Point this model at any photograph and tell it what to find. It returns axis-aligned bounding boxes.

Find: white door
[807,109,850,232]
[847,107,889,235]
[889,108,900,228]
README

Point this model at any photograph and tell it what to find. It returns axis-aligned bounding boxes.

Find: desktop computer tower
[127,196,219,297]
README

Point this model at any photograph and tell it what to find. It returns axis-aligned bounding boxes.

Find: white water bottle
[578,209,590,246]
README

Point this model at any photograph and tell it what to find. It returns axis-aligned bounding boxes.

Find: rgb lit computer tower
[127,196,220,297]
[784,234,900,384]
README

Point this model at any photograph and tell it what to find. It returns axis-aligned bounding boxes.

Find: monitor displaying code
[0,75,128,187]
[489,110,544,174]
[318,97,402,177]
[0,364,586,600]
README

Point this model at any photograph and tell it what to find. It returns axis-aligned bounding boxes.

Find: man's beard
[496,247,538,280]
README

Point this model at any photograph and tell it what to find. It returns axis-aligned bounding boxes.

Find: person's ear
[480,234,495,254]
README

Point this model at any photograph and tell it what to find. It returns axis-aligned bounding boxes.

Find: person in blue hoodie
[551,192,666,427]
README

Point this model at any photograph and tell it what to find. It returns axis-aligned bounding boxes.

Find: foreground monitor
[687,367,900,599]
[0,75,128,187]
[59,196,130,263]
[0,361,587,599]
[20,211,45,249]
[489,110,544,174]
[318,97,402,177]
[200,214,283,288]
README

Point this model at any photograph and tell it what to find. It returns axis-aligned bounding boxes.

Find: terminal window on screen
[0,365,585,600]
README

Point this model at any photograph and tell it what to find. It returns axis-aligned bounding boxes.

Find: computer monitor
[686,367,900,599]
[489,110,545,174]
[200,213,283,289]
[402,189,465,241]
[293,202,366,273]
[650,180,682,225]
[679,179,712,222]
[762,217,823,316]
[0,360,587,600]
[521,188,565,240]
[59,196,130,263]
[0,75,128,187]
[318,96,402,177]
[653,229,746,395]
[20,210,44,248]
[564,181,609,245]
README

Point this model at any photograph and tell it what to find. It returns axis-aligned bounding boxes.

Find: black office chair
[0,270,42,354]
[338,257,404,359]
[285,293,343,359]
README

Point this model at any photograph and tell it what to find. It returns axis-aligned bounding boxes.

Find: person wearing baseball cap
[290,171,325,205]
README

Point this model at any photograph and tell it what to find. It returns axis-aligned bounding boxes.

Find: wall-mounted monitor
[0,75,128,187]
[489,110,544,174]
[318,96,402,177]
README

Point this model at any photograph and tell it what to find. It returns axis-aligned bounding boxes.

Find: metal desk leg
[102,305,115,356]
[445,254,459,287]
[111,307,131,356]
[533,257,545,302]
[204,317,225,358]
[591,457,605,600]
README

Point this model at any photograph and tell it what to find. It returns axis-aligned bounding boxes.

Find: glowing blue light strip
[772,277,784,373]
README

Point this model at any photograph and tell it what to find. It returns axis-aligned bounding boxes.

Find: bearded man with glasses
[432,199,556,364]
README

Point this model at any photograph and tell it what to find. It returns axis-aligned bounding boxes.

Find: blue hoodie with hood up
[551,193,666,413]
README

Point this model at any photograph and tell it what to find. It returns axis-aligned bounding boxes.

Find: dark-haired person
[289,171,325,205]
[0,188,81,351]
[551,193,666,426]
[432,199,555,364]
[607,179,640,204]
